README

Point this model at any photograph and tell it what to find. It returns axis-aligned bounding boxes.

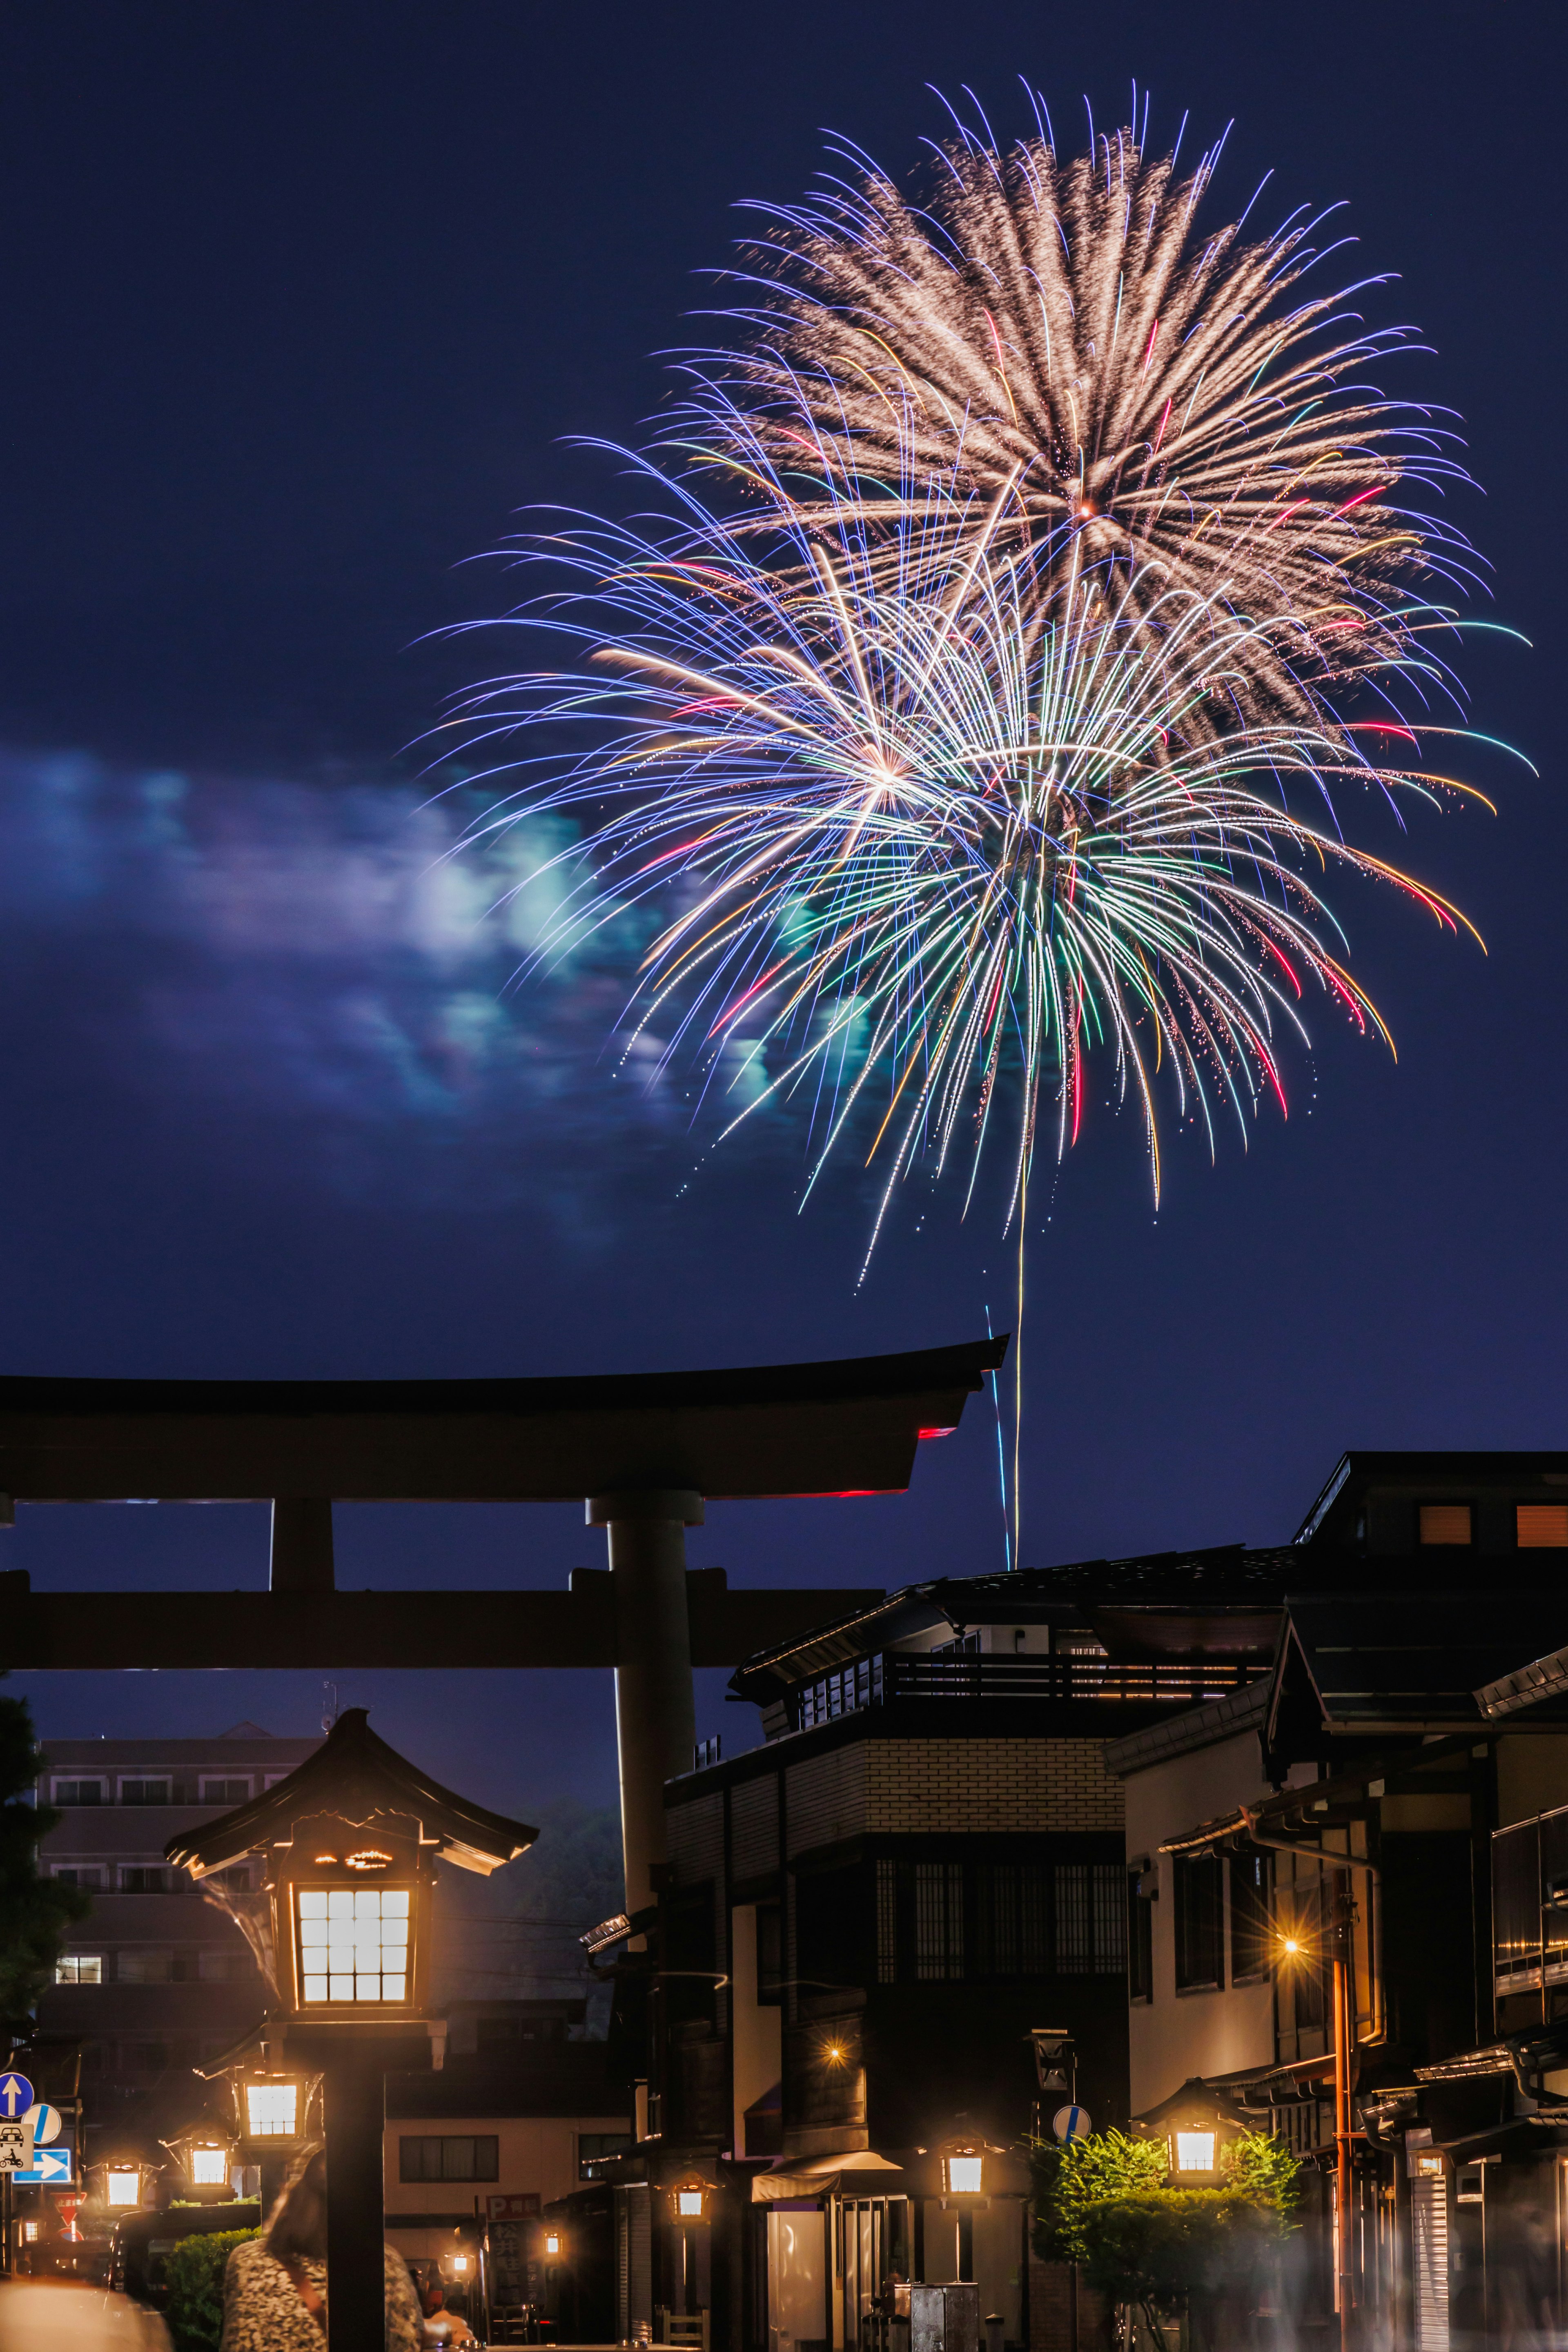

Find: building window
[119,1779,172,1806]
[117,1948,174,1983]
[1419,1503,1472,1547]
[1517,1504,1568,1549]
[971,1863,1051,1978]
[399,2136,499,2183]
[119,1866,172,1893]
[52,1865,102,1889]
[54,1955,102,1984]
[913,1862,965,1981]
[931,1632,981,1657]
[794,1657,883,1731]
[52,1779,105,1806]
[1173,1853,1224,1991]
[198,1949,252,1982]
[577,2133,633,2179]
[201,1778,252,1804]
[1229,1847,1272,1982]
[1128,1868,1154,2003]
[1054,1864,1126,1975]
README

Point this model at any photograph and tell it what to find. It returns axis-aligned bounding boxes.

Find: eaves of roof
[164,1707,535,1878]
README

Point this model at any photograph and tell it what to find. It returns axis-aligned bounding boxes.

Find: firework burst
[676,100,1479,735]
[448,450,1485,1270]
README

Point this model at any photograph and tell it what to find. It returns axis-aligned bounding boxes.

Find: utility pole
[1332,1873,1355,2352]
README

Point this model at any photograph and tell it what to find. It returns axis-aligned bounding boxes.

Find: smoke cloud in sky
[0,743,741,1223]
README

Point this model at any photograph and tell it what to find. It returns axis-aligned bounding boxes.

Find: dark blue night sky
[0,0,1559,1819]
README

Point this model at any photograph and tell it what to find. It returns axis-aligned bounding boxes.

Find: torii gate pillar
[588,1487,704,1924]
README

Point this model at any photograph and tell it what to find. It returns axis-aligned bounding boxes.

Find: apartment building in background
[33,1724,321,2146]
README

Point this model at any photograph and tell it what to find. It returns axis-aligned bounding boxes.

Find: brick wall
[865,1740,1125,1833]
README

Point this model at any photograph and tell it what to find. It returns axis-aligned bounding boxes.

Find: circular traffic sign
[24,2103,62,2145]
[1052,2104,1091,2143]
[0,2072,34,2121]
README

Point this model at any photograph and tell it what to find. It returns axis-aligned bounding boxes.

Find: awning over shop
[751,2152,904,2203]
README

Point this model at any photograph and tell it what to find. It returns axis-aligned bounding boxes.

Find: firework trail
[448,448,1487,1274]
[675,101,1480,736]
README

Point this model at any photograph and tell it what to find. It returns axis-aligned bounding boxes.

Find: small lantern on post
[1127,2079,1250,2187]
[166,1709,534,2352]
[163,2126,238,2201]
[667,2174,712,2225]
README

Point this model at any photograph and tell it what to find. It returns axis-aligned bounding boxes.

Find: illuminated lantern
[940,2138,986,2198]
[544,2230,563,2257]
[163,2127,239,2198]
[668,2174,712,2223]
[165,1709,535,2352]
[105,2168,143,2209]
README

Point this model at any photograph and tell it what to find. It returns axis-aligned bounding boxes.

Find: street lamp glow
[106,2170,141,2208]
[677,2190,704,2218]
[545,2233,561,2256]
[1174,2132,1216,2173]
[946,2156,984,2194]
[190,2147,228,2185]
[245,2082,300,2139]
[451,2256,470,2276]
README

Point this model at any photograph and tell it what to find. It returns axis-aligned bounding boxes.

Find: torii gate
[0,1336,1006,1913]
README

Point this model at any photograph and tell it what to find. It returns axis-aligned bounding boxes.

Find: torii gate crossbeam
[0,1336,1007,1915]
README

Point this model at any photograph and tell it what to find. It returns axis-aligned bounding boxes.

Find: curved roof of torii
[165,1707,536,1878]
[0,1335,1007,1501]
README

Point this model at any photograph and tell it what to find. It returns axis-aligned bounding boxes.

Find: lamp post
[166,1710,534,2352]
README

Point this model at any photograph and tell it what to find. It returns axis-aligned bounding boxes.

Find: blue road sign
[13,2142,73,2187]
[1051,2103,1091,2143]
[0,2074,34,2118]
[24,2103,62,2145]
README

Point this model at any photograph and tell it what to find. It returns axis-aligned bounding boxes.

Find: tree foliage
[0,1686,91,2027]
[163,2228,263,2352]
[1030,2128,1304,2341]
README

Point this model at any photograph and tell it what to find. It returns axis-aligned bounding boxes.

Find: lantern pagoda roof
[165,1707,535,1878]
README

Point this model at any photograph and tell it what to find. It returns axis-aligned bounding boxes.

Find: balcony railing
[787,1650,1252,1732]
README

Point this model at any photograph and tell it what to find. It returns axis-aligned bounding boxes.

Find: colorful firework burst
[448,445,1485,1271]
[675,95,1480,737]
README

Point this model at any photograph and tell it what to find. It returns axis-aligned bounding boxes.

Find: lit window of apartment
[119,1778,171,1806]
[52,1779,105,1806]
[55,1955,103,1985]
[1419,1503,1472,1546]
[202,1778,251,1804]
[116,1948,174,1984]
[52,1865,103,1889]
[118,1865,172,1893]
[1518,1503,1568,1548]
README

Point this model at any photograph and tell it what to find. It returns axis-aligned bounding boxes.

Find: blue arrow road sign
[0,2074,34,2118]
[14,2144,73,2187]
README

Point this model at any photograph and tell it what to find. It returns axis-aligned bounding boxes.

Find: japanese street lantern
[938,2132,988,2198]
[164,1708,536,2028]
[163,1710,536,2352]
[668,2174,712,2223]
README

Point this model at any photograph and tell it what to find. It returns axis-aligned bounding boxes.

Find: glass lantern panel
[245,2083,299,2138]
[296,1885,415,2002]
[191,2147,229,2185]
[1175,2132,1216,2173]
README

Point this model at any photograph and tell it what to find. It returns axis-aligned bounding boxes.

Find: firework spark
[448,450,1486,1270]
[676,103,1479,735]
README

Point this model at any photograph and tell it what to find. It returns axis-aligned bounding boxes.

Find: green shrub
[163,2228,264,2352]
